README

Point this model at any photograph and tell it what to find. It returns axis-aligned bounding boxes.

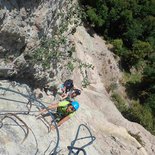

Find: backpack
[64,79,74,92]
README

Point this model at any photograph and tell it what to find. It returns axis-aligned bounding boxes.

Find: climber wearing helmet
[63,88,81,101]
[37,100,79,129]
[57,79,74,96]
[57,80,81,101]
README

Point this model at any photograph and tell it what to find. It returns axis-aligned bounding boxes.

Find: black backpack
[64,79,74,92]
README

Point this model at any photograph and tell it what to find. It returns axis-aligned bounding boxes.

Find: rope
[67,124,96,155]
[0,113,30,143]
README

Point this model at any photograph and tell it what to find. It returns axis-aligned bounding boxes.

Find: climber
[64,88,81,101]
[44,79,74,98]
[57,79,78,100]
[58,79,74,96]
[37,100,79,129]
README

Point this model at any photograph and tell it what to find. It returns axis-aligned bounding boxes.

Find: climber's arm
[51,115,70,130]
[39,103,58,114]
[57,115,70,127]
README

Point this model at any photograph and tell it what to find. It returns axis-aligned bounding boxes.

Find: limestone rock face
[0,0,65,54]
[72,27,121,90]
[0,0,69,87]
[0,81,58,155]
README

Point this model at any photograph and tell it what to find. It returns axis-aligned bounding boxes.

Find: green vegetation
[126,101,154,132]
[78,60,94,88]
[25,0,93,88]
[26,0,82,70]
[80,0,155,68]
[108,82,118,92]
[112,93,155,134]
[80,0,155,134]
[70,58,94,88]
[111,93,128,113]
[30,36,67,69]
[67,61,75,72]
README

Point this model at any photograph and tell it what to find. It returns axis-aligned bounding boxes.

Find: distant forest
[80,0,155,134]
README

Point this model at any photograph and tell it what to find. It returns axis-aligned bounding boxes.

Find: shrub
[111,93,128,113]
[112,39,124,56]
[112,93,155,134]
[67,61,74,72]
[126,101,154,131]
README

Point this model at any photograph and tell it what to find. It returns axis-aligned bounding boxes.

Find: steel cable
[19,90,60,155]
[0,86,60,155]
[0,86,96,155]
[68,124,96,155]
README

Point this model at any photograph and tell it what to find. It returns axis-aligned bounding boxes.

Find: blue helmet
[71,101,79,110]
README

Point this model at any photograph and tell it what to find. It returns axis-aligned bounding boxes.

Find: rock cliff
[0,0,65,53]
[0,1,155,155]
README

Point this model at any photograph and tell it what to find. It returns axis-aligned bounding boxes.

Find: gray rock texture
[0,0,69,86]
[0,0,65,53]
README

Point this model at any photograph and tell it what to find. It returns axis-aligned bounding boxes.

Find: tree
[112,39,124,55]
[132,41,153,59]
[146,94,155,116]
[86,5,108,27]
[126,101,154,130]
[143,16,155,46]
[123,20,143,46]
[138,54,155,101]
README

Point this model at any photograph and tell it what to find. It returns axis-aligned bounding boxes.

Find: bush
[67,61,74,72]
[126,101,154,132]
[111,93,128,113]
[131,41,153,62]
[112,39,124,56]
[146,94,155,116]
[86,6,106,27]
[112,93,155,134]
